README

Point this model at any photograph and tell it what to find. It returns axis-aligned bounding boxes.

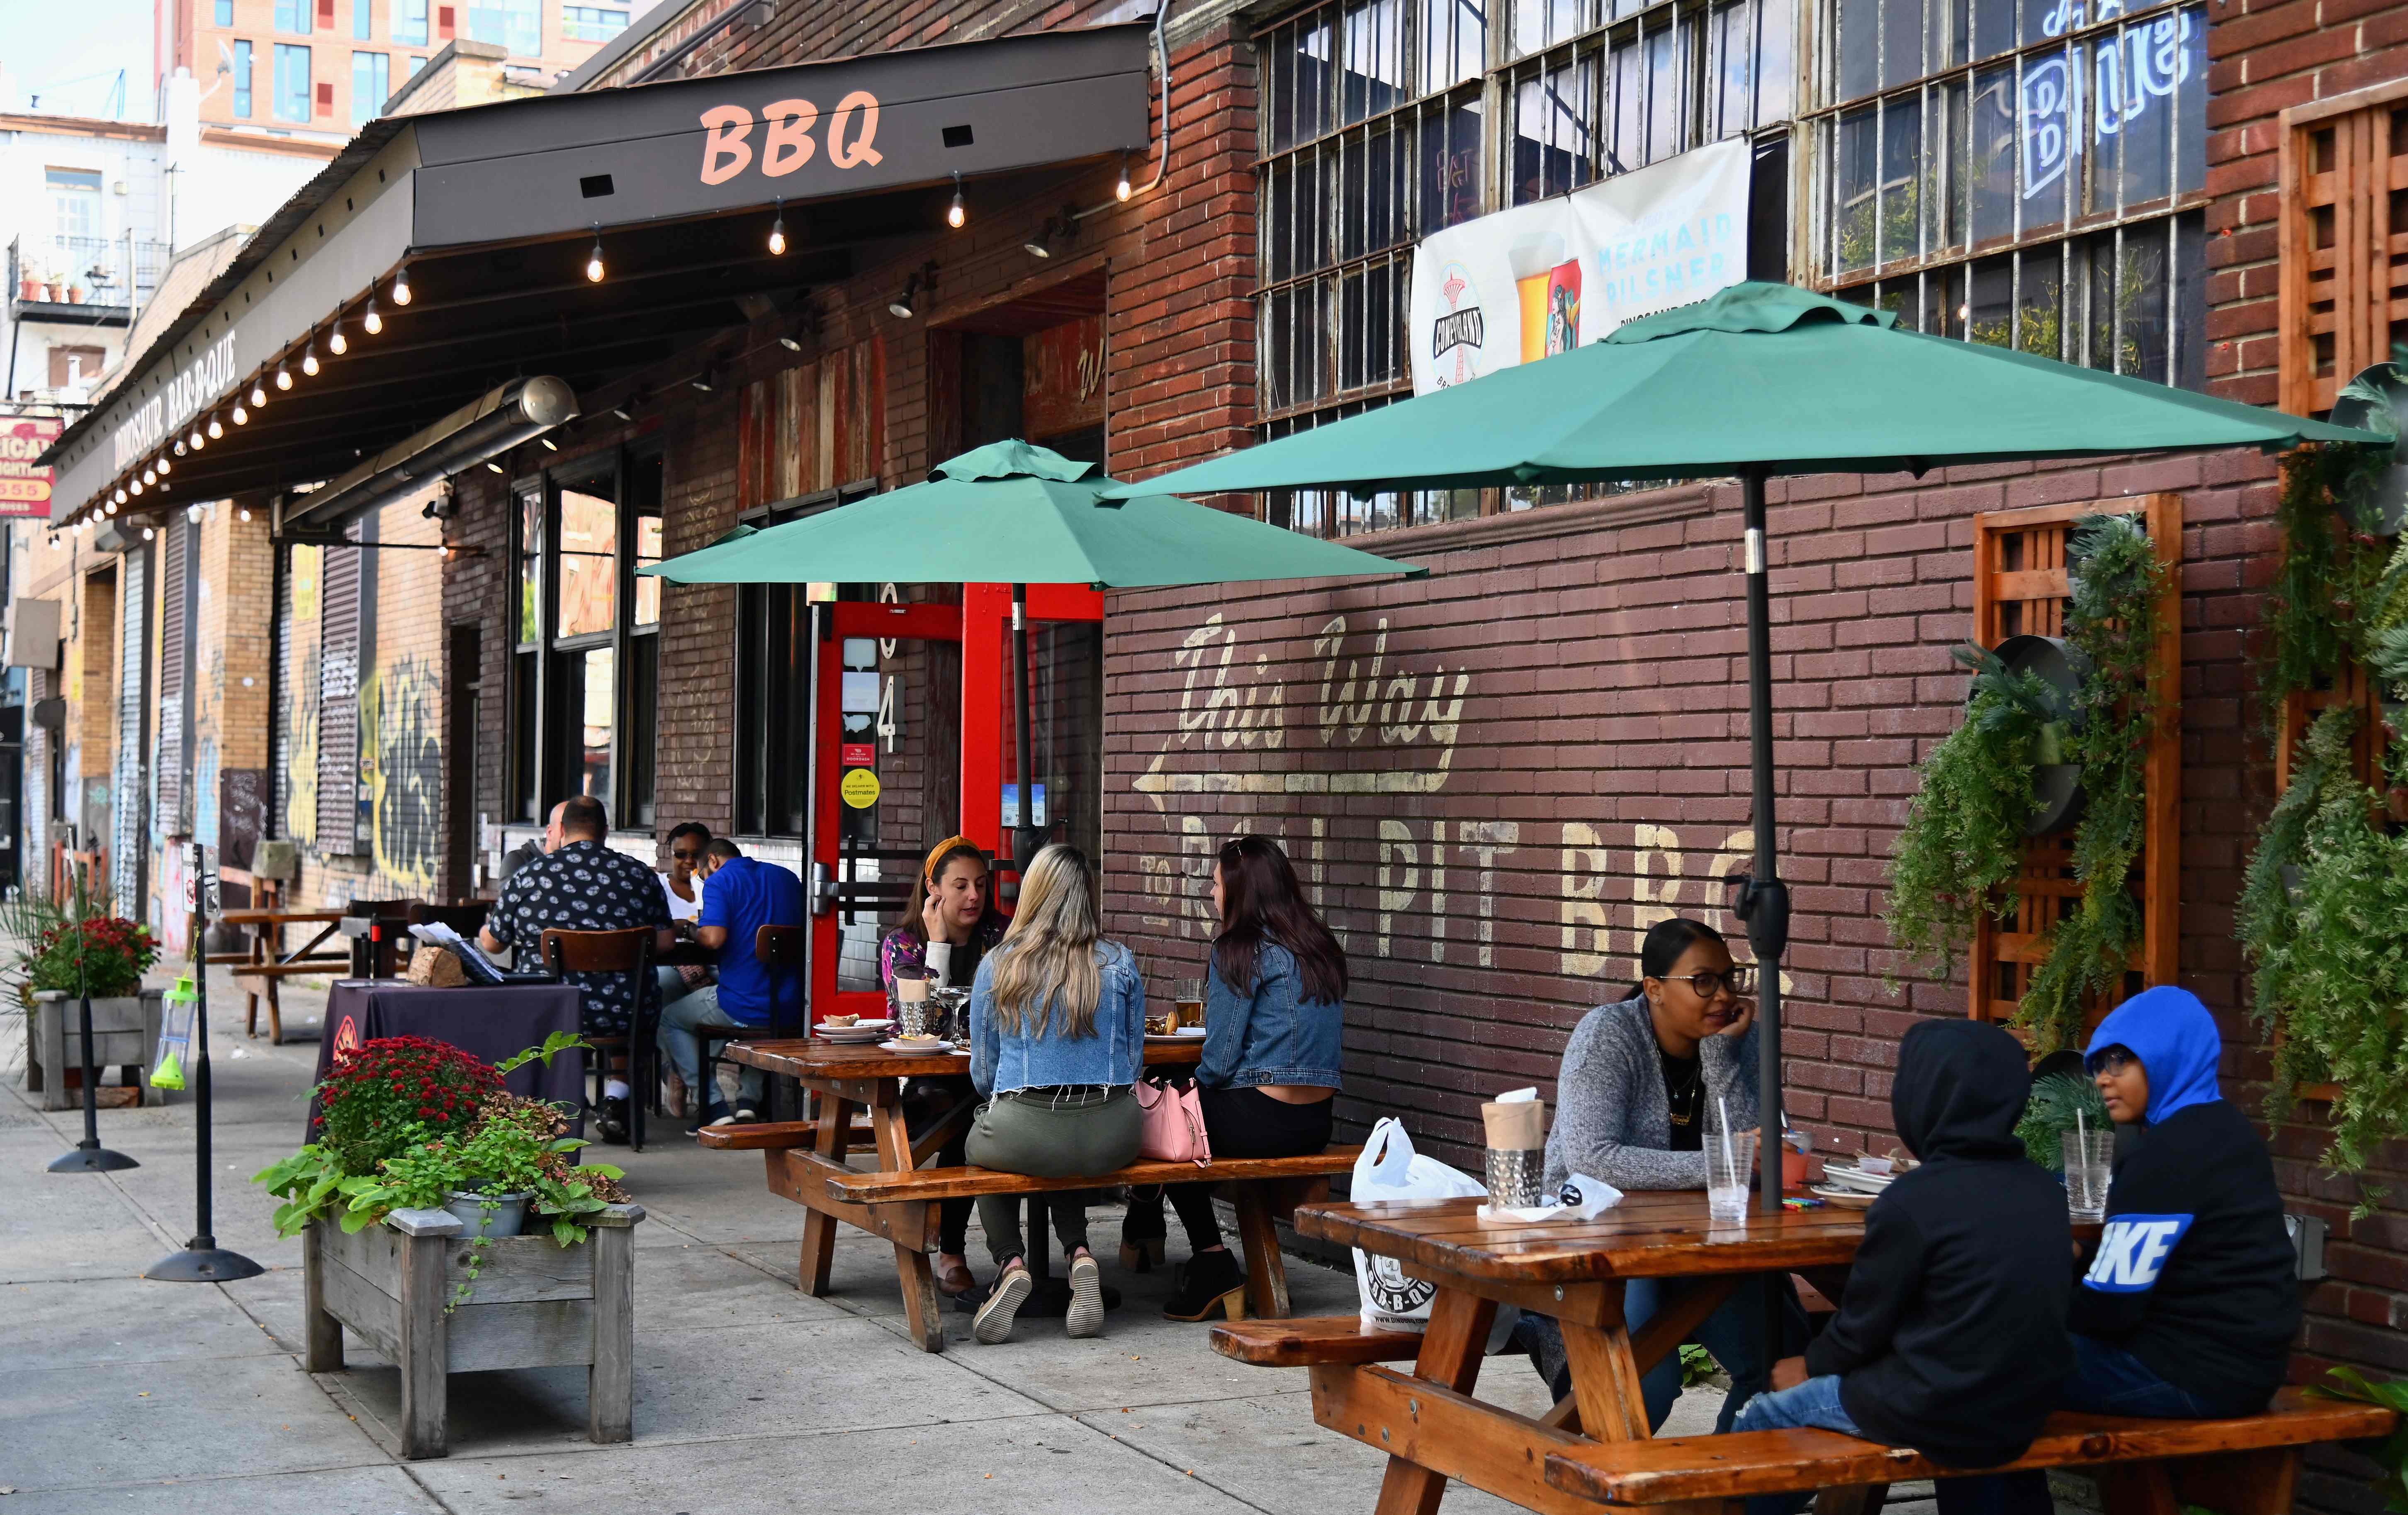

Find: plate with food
[880,1036,953,1054]
[1145,1027,1210,1042]
[1817,1163,1896,1194]
[1808,1184,1877,1209]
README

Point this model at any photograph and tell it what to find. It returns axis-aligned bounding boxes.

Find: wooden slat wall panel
[2281,100,2408,415]
[1967,496,2184,1034]
[738,338,890,514]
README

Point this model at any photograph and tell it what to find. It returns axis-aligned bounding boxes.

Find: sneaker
[974,1262,1034,1345]
[1065,1254,1105,1338]
[734,1106,759,1123]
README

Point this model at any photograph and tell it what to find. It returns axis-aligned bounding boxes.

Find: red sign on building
[0,416,61,518]
[841,743,876,767]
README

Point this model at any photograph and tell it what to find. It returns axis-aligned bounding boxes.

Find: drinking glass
[2062,1131,2114,1223]
[1704,1103,1755,1225]
[1174,977,1205,1029]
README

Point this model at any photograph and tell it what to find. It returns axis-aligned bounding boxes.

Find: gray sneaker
[1065,1254,1105,1338]
[973,1262,1033,1344]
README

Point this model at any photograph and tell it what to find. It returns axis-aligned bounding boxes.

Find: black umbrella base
[145,1245,268,1283]
[48,1144,139,1173]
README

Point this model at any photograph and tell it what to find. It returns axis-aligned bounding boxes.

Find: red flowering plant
[312,1035,503,1176]
[23,914,158,999]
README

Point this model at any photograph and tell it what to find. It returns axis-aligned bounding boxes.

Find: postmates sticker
[840,768,881,809]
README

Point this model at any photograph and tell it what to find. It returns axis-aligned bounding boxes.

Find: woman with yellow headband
[880,835,1010,1300]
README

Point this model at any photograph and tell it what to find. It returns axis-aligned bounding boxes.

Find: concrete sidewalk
[4,963,1671,1515]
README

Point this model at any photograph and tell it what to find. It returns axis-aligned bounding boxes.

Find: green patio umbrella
[640,438,1422,877]
[1107,281,2387,1223]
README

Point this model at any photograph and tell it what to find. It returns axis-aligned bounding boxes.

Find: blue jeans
[2062,1332,2222,1418]
[653,983,763,1115]
[1735,1375,1864,1515]
[1518,1275,1788,1433]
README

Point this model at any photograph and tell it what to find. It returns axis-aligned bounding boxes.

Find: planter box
[24,992,162,1111]
[302,1202,643,1458]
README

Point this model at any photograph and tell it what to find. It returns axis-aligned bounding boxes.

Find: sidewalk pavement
[5,961,1707,1514]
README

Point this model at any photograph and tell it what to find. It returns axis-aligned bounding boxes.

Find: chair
[540,927,660,1152]
[345,898,420,979]
[406,901,493,938]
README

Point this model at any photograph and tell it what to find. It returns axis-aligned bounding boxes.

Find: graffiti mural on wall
[361,657,442,896]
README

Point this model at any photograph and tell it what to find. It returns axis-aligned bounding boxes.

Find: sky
[0,0,161,120]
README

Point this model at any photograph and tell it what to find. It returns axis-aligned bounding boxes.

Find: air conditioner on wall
[3,597,61,670]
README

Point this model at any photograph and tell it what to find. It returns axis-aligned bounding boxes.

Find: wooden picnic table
[213,909,350,1043]
[723,1035,1207,1349]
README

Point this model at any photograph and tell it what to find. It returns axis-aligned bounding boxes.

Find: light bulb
[947,186,966,229]
[363,299,382,335]
[131,478,144,495]
[328,322,347,356]
[142,526,155,541]
[157,456,171,475]
[485,460,504,474]
[275,364,292,391]
[238,507,252,522]
[302,342,319,377]
[1116,154,1133,201]
[585,236,605,282]
[188,430,203,450]
[540,436,558,451]
[113,487,126,504]
[250,382,267,407]
[142,467,156,485]
[173,438,187,456]
[392,262,412,305]
[186,504,203,523]
[207,416,223,439]
[232,403,248,425]
[768,212,787,256]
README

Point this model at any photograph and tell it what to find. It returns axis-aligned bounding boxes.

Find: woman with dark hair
[1151,834,1348,1322]
[1513,916,1797,1431]
[878,836,1011,1302]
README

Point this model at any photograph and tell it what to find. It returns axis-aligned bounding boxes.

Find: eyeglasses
[2092,1047,2140,1076]
[1655,967,1753,999]
[670,848,705,862]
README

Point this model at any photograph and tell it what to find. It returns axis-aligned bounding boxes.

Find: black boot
[1163,1246,1246,1322]
[1120,1186,1168,1272]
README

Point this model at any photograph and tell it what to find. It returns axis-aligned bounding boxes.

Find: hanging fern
[1884,646,2058,984]
[2016,512,2169,1055]
[2262,446,2393,721]
[2239,705,2359,1040]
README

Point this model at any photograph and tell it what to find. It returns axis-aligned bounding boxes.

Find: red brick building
[26,0,2408,1493]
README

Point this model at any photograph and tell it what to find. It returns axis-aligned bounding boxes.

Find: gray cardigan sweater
[1542,995,1763,1192]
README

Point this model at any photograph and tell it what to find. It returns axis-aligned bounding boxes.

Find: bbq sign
[0,416,62,517]
[698,93,883,185]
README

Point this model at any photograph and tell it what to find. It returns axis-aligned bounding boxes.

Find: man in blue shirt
[654,840,808,1130]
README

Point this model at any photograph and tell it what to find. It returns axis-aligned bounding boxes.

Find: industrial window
[232,41,254,116]
[464,0,540,55]
[1808,0,2207,388]
[352,51,389,123]
[392,0,428,44]
[275,0,313,32]
[1255,0,1795,535]
[273,44,311,123]
[2276,81,2408,417]
[562,5,628,41]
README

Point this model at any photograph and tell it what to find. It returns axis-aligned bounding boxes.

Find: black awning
[44,22,1151,523]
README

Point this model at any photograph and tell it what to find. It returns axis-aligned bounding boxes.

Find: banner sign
[0,415,62,516]
[1408,138,1752,394]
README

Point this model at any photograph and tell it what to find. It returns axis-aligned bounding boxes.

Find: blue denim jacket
[969,938,1147,1098]
[1198,942,1344,1090]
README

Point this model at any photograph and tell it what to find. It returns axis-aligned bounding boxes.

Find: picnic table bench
[1213,1192,2387,1515]
[214,909,349,1044]
[720,1035,1354,1350]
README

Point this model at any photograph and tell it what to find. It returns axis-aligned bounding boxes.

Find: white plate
[1809,1184,1877,1209]
[1819,1164,1894,1193]
[814,1029,885,1043]
[879,1039,954,1053]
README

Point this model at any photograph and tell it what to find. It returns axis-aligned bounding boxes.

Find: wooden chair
[539,927,659,1152]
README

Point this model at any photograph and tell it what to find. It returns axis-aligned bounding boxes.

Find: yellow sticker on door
[840,768,882,809]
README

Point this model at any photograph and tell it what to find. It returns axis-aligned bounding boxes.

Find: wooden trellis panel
[2277,664,2385,792]
[1967,496,2184,1033]
[2278,79,2408,417]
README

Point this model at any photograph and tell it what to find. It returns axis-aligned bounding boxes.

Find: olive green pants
[966,1085,1143,1266]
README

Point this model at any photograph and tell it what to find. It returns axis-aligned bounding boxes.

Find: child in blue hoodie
[2067,986,2300,1417]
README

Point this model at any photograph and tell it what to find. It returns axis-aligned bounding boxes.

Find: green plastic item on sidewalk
[151,975,199,1092]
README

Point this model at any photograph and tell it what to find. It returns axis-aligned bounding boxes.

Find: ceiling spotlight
[142,525,155,541]
[778,332,803,352]
[690,364,716,394]
[250,380,267,407]
[275,363,292,391]
[611,402,632,421]
[207,415,223,439]
[392,261,412,306]
[186,503,203,524]
[768,202,787,256]
[585,229,606,283]
[485,460,504,474]
[328,319,348,356]
[363,297,383,335]
[1116,153,1133,201]
[540,436,559,451]
[888,264,934,321]
[946,173,966,230]
[232,403,248,425]
[301,337,320,377]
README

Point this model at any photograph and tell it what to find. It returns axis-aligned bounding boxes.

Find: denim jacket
[1198,942,1344,1090]
[969,938,1147,1098]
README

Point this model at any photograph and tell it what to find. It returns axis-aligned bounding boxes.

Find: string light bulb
[142,467,156,485]
[768,202,787,256]
[232,402,248,426]
[173,438,187,456]
[301,337,319,377]
[585,230,606,283]
[112,487,126,504]
[328,320,347,356]
[1115,153,1133,201]
[207,415,223,439]
[188,429,204,450]
[363,297,383,335]
[238,507,252,522]
[274,362,292,391]
[946,173,966,229]
[142,526,155,541]
[249,380,267,407]
[391,261,412,306]
[131,478,145,495]
[157,456,171,476]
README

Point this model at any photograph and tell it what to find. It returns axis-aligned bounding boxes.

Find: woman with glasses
[1513,916,1796,1431]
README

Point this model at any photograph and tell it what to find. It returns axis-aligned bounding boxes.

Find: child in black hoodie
[1736,1021,2072,1470]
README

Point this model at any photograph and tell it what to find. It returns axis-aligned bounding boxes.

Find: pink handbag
[1134,1078,1212,1166]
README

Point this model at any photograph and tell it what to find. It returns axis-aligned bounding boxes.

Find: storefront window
[1810,0,2206,386]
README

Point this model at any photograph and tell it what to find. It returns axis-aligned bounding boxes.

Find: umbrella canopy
[639,438,1425,587]
[1106,282,2381,499]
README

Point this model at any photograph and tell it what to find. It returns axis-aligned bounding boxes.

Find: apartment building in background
[156,0,663,139]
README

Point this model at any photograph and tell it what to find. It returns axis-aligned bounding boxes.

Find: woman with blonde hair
[964,844,1148,1345]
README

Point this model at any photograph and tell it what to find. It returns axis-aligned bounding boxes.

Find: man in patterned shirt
[481,795,675,1140]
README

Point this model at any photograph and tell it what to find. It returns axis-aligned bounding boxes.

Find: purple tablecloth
[308,979,586,1140]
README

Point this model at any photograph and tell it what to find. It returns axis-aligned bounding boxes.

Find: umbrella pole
[1737,467,1795,1383]
[1011,584,1038,873]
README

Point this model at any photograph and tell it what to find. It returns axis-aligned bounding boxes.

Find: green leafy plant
[2017,512,2169,1054]
[2014,1071,2111,1171]
[2261,446,2396,721]
[2307,1366,2408,1511]
[1678,1342,1718,1387]
[4,872,156,1001]
[1885,645,2060,983]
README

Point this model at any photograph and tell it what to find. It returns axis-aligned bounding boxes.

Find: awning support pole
[1010,583,1037,872]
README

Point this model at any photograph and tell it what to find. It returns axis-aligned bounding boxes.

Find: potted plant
[256,1033,641,1459]
[5,884,162,1111]
[66,283,85,304]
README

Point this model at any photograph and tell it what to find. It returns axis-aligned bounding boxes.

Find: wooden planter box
[24,991,162,1111]
[302,1202,643,1458]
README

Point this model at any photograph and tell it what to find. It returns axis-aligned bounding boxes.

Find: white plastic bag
[1352,1116,1489,1332]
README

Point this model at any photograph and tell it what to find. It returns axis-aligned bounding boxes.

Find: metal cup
[1485,1147,1546,1210]
[897,999,935,1040]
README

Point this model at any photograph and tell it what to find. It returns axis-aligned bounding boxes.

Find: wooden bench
[829,1147,1362,1321]
[1539,1386,2396,1514]
[1211,1315,1424,1367]
[693,1117,874,1151]
[216,909,349,1044]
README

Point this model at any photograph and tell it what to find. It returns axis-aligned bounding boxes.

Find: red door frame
[808,584,1106,1025]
